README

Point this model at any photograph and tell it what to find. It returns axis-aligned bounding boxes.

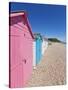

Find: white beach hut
[42,37,48,55]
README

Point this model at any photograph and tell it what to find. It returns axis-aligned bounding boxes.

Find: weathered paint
[9,12,33,88]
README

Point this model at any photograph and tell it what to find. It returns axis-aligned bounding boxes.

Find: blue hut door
[36,39,42,64]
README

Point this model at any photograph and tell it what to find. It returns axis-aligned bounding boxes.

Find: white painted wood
[42,40,48,55]
[33,41,36,69]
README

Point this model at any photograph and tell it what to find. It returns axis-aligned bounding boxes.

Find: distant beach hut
[33,33,42,69]
[42,37,48,55]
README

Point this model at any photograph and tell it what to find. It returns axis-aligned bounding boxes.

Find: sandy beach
[26,42,66,87]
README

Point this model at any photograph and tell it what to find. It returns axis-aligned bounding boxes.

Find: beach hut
[33,33,42,69]
[42,37,48,55]
[9,11,34,88]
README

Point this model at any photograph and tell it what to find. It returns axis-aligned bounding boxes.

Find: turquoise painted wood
[36,39,42,64]
[34,33,42,65]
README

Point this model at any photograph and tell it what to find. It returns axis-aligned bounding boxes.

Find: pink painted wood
[9,12,33,88]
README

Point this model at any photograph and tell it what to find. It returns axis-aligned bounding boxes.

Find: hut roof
[9,11,34,39]
[43,37,48,41]
[33,33,42,40]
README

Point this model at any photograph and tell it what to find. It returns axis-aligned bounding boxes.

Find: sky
[9,2,66,42]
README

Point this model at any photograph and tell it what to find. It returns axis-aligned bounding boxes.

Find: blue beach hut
[33,33,42,69]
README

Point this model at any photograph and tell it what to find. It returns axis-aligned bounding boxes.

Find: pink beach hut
[9,11,34,88]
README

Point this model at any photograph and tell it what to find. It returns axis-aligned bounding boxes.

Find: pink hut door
[10,26,24,88]
[21,32,33,86]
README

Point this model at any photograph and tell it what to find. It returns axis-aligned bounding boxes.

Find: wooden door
[20,30,33,86]
[10,34,24,88]
[36,39,42,64]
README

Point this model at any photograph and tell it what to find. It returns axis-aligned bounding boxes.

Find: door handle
[22,59,26,64]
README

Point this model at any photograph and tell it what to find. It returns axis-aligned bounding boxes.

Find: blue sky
[9,2,66,42]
